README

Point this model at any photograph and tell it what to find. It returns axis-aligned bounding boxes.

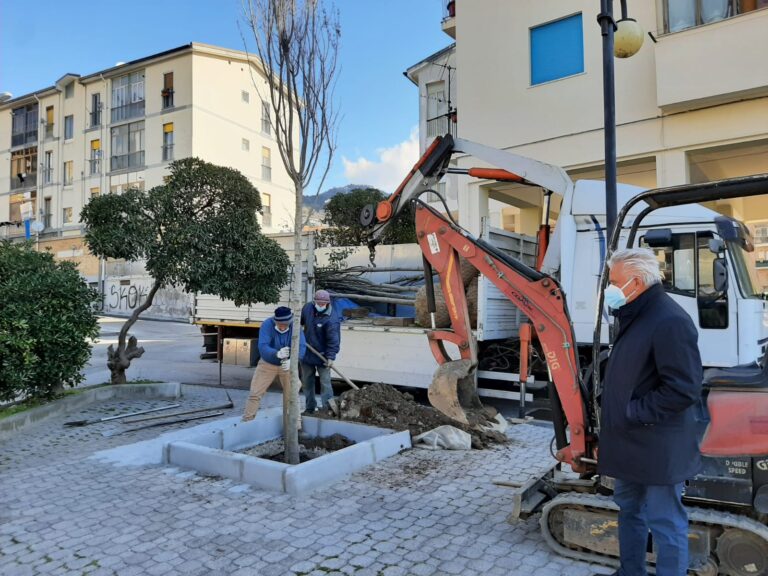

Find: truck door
[643,231,738,367]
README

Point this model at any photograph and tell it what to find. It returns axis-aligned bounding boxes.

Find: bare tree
[243,0,340,464]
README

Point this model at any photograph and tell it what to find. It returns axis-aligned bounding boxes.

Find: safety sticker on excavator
[427,233,440,255]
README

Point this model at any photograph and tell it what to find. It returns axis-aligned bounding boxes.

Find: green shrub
[0,241,99,401]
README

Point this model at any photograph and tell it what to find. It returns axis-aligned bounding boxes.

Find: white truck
[192,140,768,397]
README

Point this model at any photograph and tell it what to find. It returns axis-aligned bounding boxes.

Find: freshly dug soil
[322,383,508,449]
[238,433,355,463]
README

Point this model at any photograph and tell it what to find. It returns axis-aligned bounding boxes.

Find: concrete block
[221,415,282,451]
[242,458,288,491]
[185,430,223,450]
[369,430,411,461]
[316,418,394,443]
[300,416,320,437]
[168,442,244,481]
[284,442,375,496]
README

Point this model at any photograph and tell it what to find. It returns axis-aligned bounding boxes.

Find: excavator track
[540,492,768,575]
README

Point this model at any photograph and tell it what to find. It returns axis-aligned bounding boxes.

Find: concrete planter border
[164,414,411,495]
[0,382,181,442]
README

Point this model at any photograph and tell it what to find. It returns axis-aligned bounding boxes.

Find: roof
[404,43,455,84]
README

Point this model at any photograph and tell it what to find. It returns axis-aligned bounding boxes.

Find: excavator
[362,134,768,576]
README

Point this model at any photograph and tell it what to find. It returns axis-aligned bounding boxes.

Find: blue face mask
[314,303,328,313]
[604,279,636,310]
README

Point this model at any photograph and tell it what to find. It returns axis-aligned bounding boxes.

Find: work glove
[277,347,290,360]
[281,359,290,372]
[325,359,334,368]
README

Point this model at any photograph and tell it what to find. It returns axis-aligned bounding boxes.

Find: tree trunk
[285,182,304,465]
[106,280,162,384]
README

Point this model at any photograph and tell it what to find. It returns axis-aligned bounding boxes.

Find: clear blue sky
[0,0,450,193]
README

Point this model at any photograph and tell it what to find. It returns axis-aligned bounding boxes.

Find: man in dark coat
[598,248,702,576]
[300,289,341,413]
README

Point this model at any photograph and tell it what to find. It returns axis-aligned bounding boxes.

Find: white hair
[607,248,664,286]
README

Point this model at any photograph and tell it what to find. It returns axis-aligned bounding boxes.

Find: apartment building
[408,1,768,283]
[0,43,296,283]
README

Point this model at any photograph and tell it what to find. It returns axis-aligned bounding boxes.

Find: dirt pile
[326,383,508,449]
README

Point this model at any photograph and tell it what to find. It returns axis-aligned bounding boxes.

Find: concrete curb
[165,415,412,495]
[0,382,181,442]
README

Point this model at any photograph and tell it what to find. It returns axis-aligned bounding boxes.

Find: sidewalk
[0,384,602,576]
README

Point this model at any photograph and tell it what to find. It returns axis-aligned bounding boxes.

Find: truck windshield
[727,241,762,299]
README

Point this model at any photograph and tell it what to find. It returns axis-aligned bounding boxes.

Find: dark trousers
[614,479,688,576]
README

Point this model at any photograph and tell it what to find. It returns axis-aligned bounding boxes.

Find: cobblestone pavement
[0,385,607,576]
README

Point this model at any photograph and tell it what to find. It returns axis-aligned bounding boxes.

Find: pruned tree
[243,0,340,464]
[81,157,290,384]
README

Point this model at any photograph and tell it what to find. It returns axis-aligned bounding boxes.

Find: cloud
[342,128,419,193]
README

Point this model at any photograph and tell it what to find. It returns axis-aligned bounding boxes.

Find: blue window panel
[530,14,584,86]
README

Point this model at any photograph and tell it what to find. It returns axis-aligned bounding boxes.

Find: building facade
[0,43,297,284]
[409,0,768,283]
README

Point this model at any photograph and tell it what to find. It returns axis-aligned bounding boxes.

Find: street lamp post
[597,0,644,238]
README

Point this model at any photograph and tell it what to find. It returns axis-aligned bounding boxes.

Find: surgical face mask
[604,279,637,310]
[314,303,328,313]
[275,324,290,334]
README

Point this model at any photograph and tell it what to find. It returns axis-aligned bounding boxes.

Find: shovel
[306,343,359,390]
[64,403,181,427]
[123,391,234,424]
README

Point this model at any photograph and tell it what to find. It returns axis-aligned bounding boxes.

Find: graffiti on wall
[103,277,191,320]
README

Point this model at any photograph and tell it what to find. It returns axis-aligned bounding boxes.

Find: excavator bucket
[428,359,483,426]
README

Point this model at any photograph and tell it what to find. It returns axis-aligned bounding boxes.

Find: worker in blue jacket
[242,306,306,422]
[300,289,341,413]
[598,248,702,576]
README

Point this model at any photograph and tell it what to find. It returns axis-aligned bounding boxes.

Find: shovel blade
[428,359,478,425]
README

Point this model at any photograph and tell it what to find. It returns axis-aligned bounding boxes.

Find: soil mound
[324,383,508,449]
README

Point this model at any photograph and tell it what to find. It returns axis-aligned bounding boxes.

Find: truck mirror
[708,238,725,254]
[643,228,673,247]
[713,258,728,293]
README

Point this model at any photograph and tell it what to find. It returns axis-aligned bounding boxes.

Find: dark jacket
[258,317,306,366]
[300,302,341,366]
[598,283,703,485]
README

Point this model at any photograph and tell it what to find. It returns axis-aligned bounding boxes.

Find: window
[10,148,37,190]
[63,161,73,186]
[261,101,271,135]
[90,139,101,175]
[162,72,174,109]
[242,138,250,152]
[64,115,74,140]
[261,147,271,181]
[44,151,53,184]
[91,93,102,127]
[753,224,768,245]
[9,192,36,225]
[90,187,100,199]
[664,0,767,33]
[111,71,145,123]
[426,81,448,138]
[45,106,54,138]
[242,90,250,103]
[11,104,38,147]
[43,198,52,228]
[63,207,73,224]
[65,82,74,99]
[530,13,584,85]
[162,123,174,161]
[110,121,145,171]
[262,192,272,227]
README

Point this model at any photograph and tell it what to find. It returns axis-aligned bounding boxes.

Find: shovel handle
[305,343,359,390]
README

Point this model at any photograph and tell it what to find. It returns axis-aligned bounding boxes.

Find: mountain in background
[303,184,376,211]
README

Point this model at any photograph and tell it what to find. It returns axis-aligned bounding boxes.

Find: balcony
[89,159,101,175]
[757,260,768,269]
[427,115,450,139]
[10,172,37,191]
[111,100,145,124]
[655,8,768,111]
[162,144,174,162]
[90,110,101,128]
[45,124,54,139]
[12,129,38,148]
[441,1,456,38]
[110,151,145,172]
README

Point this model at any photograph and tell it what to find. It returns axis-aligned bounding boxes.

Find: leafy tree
[317,188,417,248]
[0,241,99,401]
[81,157,290,384]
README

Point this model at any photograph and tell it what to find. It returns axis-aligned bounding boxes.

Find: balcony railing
[111,100,145,123]
[90,110,101,128]
[262,166,272,182]
[427,115,452,138]
[12,129,38,147]
[110,150,145,171]
[162,144,174,161]
[162,89,174,109]
[262,210,272,227]
[43,168,53,184]
[756,260,768,269]
[10,172,37,190]
[89,159,101,175]
[45,124,54,139]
